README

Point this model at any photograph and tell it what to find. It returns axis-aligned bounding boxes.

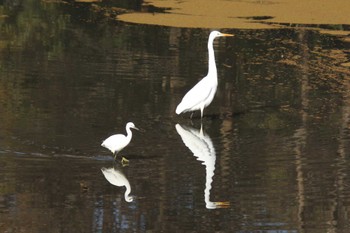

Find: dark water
[1,1,350,232]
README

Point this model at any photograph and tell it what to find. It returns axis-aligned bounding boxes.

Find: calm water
[1,1,350,233]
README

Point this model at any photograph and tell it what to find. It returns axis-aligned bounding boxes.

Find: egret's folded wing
[176,78,213,113]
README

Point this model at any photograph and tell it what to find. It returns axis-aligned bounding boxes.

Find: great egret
[175,31,233,118]
[175,124,230,209]
[101,122,139,164]
[101,166,133,202]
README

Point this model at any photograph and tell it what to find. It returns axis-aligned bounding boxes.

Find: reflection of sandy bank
[118,0,350,29]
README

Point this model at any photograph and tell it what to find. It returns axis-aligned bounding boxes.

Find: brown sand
[117,0,350,30]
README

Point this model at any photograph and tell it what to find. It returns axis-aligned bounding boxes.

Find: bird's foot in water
[121,157,129,167]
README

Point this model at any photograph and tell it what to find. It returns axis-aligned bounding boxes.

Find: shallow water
[1,1,350,232]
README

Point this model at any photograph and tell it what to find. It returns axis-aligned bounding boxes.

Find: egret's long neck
[124,183,133,202]
[126,127,133,142]
[204,157,216,208]
[207,36,217,79]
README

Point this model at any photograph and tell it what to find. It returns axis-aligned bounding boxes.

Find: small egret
[101,122,139,164]
[176,31,233,118]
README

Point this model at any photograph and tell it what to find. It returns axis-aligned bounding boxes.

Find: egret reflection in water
[101,163,133,202]
[175,124,230,209]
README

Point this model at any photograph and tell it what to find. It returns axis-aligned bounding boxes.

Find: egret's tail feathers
[175,103,184,115]
[175,107,181,115]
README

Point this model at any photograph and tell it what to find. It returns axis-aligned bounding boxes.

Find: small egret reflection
[176,31,234,119]
[101,122,139,164]
[101,165,133,202]
[175,124,230,209]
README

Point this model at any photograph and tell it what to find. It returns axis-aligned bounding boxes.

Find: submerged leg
[200,123,204,137]
[200,106,204,120]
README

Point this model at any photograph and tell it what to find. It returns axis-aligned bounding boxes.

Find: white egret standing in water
[101,166,133,202]
[175,124,230,209]
[176,31,234,118]
[101,122,139,164]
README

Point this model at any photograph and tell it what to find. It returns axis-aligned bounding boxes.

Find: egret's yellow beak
[221,33,234,37]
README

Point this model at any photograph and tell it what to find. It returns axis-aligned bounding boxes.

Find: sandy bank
[117,0,350,30]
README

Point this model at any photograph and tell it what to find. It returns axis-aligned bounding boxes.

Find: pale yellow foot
[121,157,129,167]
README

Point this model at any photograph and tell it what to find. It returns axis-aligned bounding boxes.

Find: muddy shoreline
[116,0,350,31]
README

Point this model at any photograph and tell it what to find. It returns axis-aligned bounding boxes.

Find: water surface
[0,1,350,232]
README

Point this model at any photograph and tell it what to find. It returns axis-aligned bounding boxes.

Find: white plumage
[176,31,233,118]
[101,122,139,159]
